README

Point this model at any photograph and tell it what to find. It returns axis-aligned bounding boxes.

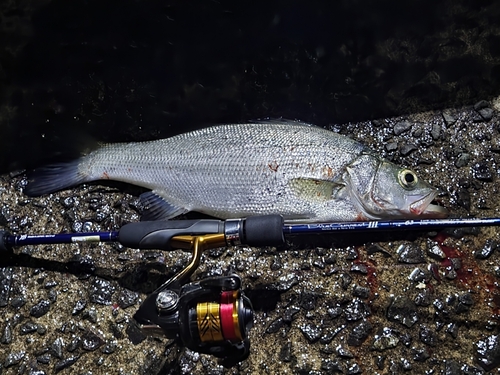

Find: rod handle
[243,215,285,247]
[118,220,224,250]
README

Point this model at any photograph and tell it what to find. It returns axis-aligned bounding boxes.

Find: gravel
[1,102,500,373]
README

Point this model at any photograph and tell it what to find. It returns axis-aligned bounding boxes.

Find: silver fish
[24,121,448,222]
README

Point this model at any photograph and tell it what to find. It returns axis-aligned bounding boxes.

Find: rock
[476,334,500,371]
[300,323,322,343]
[397,243,425,264]
[266,318,285,334]
[30,300,51,318]
[475,240,499,259]
[387,296,419,327]
[394,120,412,135]
[54,356,80,373]
[88,278,116,305]
[431,123,441,140]
[81,330,103,351]
[0,267,13,307]
[474,100,489,110]
[347,319,372,346]
[455,152,470,168]
[400,143,418,156]
[442,111,457,126]
[385,142,398,152]
[419,325,437,346]
[352,285,370,299]
[372,327,399,351]
[72,299,86,315]
[473,162,493,182]
[4,351,25,367]
[117,288,139,309]
[344,298,371,321]
[478,108,493,121]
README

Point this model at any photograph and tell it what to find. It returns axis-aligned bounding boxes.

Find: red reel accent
[220,291,238,341]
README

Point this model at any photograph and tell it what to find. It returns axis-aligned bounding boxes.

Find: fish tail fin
[24,159,88,197]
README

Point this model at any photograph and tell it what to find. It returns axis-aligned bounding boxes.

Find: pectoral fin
[139,191,188,220]
[289,178,343,202]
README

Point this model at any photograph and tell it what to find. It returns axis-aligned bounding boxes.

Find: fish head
[346,154,448,220]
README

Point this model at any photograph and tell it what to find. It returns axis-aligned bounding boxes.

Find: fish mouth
[409,192,449,218]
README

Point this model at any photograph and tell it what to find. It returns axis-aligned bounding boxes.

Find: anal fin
[139,191,188,221]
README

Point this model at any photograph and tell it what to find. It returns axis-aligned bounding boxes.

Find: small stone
[50,337,64,359]
[300,290,318,311]
[266,318,285,334]
[336,345,354,358]
[397,243,425,264]
[372,327,399,351]
[387,296,419,327]
[72,299,86,315]
[400,143,418,156]
[475,240,499,260]
[1,323,12,344]
[340,272,353,289]
[414,290,431,307]
[279,342,292,362]
[117,289,139,309]
[4,351,25,367]
[0,267,13,307]
[344,298,371,321]
[321,359,343,373]
[474,100,489,111]
[479,108,494,121]
[66,337,81,352]
[10,296,26,309]
[81,330,103,351]
[394,120,412,135]
[473,162,493,182]
[30,300,50,318]
[431,123,441,140]
[455,153,470,168]
[101,340,117,354]
[350,263,368,274]
[352,285,370,299]
[412,347,430,362]
[408,267,428,282]
[283,306,300,323]
[54,356,79,373]
[442,111,456,126]
[300,323,322,343]
[446,322,459,339]
[476,335,500,371]
[385,142,398,152]
[327,306,343,319]
[347,319,372,346]
[419,325,437,346]
[88,278,115,305]
[320,325,345,344]
[20,322,38,335]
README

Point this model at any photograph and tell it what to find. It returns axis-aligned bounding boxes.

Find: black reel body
[134,275,254,365]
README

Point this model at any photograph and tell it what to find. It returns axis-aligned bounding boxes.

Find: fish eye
[398,169,418,189]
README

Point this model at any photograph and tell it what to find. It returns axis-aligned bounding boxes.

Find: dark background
[1,0,500,172]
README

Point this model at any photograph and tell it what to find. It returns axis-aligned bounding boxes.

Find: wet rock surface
[1,1,500,373]
[0,102,499,373]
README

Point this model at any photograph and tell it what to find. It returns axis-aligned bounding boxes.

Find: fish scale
[24,121,448,222]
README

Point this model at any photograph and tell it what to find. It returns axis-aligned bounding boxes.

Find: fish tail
[24,159,89,197]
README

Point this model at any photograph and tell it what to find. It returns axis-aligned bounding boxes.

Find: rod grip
[243,215,285,247]
[118,220,224,250]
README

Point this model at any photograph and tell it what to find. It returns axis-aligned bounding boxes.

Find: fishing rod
[1,214,499,365]
[2,215,500,251]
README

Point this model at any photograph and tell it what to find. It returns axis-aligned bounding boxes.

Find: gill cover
[345,154,443,219]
